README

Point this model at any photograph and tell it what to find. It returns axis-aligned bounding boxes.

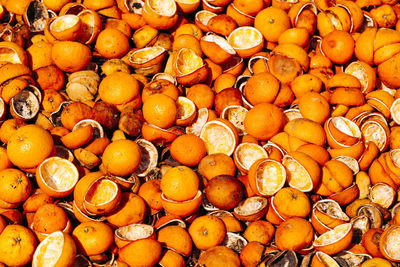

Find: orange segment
[248,159,286,197]
[36,157,79,198]
[200,119,239,156]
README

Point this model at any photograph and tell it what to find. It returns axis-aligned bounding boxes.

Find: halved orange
[161,190,203,217]
[194,10,217,32]
[313,222,353,255]
[248,159,286,197]
[36,157,79,198]
[0,41,28,65]
[49,14,82,41]
[390,98,400,125]
[233,196,268,222]
[200,118,239,156]
[142,0,179,30]
[368,183,396,209]
[282,151,321,192]
[174,48,209,86]
[176,96,196,126]
[32,231,76,267]
[186,108,217,136]
[175,0,201,13]
[344,60,376,94]
[234,143,268,174]
[129,46,166,69]
[77,9,102,44]
[200,32,236,64]
[221,105,248,136]
[311,251,341,267]
[325,116,362,149]
[60,124,94,149]
[83,178,121,215]
[114,224,155,248]
[134,139,158,177]
[227,26,263,58]
[360,115,390,152]
[379,225,400,262]
[311,199,350,235]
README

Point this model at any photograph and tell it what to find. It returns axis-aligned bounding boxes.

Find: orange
[205,175,244,210]
[188,215,227,250]
[138,180,162,215]
[119,239,162,267]
[298,92,330,124]
[321,30,355,65]
[102,139,142,177]
[243,220,275,245]
[34,65,65,91]
[290,73,323,99]
[32,203,70,238]
[186,84,215,109]
[99,71,140,105]
[0,225,37,267]
[198,153,236,180]
[296,144,330,166]
[95,28,130,59]
[7,124,54,169]
[244,103,285,141]
[233,0,264,16]
[243,72,280,106]
[32,231,76,267]
[214,88,242,115]
[284,118,327,146]
[141,79,179,103]
[158,249,186,267]
[275,217,314,251]
[22,188,53,213]
[43,0,73,11]
[240,241,265,267]
[273,187,311,219]
[198,246,240,267]
[51,41,92,72]
[142,94,177,129]
[254,7,291,43]
[61,125,94,149]
[157,225,192,256]
[161,165,199,202]
[172,34,202,56]
[60,102,93,130]
[107,192,147,227]
[72,222,113,256]
[0,168,30,204]
[207,14,238,36]
[170,134,206,166]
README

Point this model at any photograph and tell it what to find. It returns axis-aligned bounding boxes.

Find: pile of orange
[2,0,400,266]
